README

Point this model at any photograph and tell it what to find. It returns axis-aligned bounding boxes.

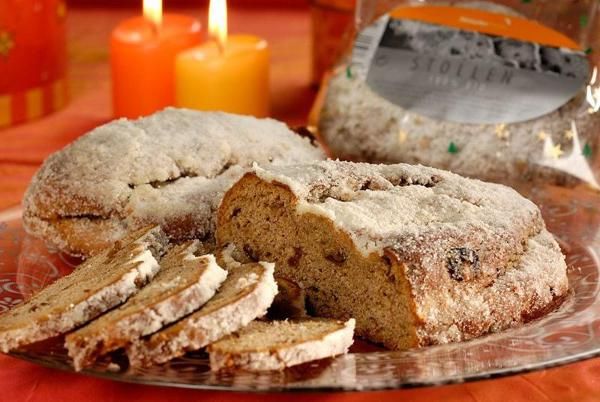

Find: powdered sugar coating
[23,108,326,256]
[252,160,541,258]
[416,229,567,344]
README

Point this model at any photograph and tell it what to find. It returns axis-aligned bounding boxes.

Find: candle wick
[213,36,225,55]
[150,21,159,37]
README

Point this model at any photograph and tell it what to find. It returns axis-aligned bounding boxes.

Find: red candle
[110,1,202,119]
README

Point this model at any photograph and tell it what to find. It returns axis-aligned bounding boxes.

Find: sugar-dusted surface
[23,108,326,257]
[416,230,568,344]
[252,160,542,258]
[65,242,228,370]
[208,318,355,371]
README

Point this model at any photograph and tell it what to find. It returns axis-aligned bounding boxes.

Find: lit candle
[110,0,202,118]
[175,0,270,117]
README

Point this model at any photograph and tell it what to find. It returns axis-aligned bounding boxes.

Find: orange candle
[111,1,202,119]
[175,0,269,117]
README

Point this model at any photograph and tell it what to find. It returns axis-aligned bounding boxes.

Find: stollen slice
[208,318,356,371]
[0,225,167,353]
[65,241,228,371]
[127,261,278,367]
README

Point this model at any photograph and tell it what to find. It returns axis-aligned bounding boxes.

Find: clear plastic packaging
[317,0,600,189]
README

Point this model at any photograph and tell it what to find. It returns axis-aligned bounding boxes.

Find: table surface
[1,6,600,402]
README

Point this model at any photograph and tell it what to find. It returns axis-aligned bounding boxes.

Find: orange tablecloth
[1,6,599,402]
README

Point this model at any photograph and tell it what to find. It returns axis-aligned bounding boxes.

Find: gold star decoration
[564,129,574,140]
[548,143,564,159]
[495,123,510,140]
[57,1,67,19]
[398,130,408,144]
[537,131,548,141]
[0,31,14,58]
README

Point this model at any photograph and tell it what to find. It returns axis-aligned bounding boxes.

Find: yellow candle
[175,35,269,117]
[175,0,269,117]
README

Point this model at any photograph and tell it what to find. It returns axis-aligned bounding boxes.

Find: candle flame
[143,0,162,27]
[209,0,227,48]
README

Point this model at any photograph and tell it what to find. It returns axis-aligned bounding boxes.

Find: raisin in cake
[23,108,326,257]
[217,160,568,349]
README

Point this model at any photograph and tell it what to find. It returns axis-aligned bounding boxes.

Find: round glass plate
[1,184,600,392]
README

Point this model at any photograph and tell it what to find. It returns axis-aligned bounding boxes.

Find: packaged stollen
[317,0,600,189]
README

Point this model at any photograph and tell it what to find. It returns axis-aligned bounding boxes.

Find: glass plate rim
[6,347,600,393]
[3,196,600,393]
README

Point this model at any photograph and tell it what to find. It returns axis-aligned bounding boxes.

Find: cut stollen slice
[0,225,168,353]
[208,318,356,371]
[127,261,278,367]
[65,241,228,371]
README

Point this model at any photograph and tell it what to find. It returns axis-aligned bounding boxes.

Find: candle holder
[0,0,68,128]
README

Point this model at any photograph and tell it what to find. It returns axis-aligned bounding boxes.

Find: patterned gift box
[0,0,68,128]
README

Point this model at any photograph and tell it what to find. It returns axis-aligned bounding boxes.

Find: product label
[351,6,589,124]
